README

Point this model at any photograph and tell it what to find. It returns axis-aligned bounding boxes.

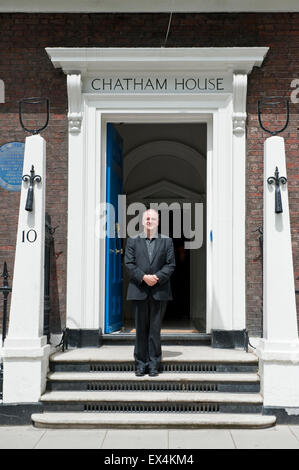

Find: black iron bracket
[267,166,287,213]
[257,96,289,136]
[22,165,41,212]
[19,97,49,135]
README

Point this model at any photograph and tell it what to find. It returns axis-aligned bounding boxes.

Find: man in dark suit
[124,208,176,377]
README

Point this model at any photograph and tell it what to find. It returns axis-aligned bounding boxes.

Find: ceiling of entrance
[115,123,207,196]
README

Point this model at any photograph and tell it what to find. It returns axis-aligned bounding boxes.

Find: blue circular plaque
[0,142,25,191]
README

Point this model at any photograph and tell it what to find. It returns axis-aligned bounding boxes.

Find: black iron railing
[0,262,12,399]
[44,213,56,341]
[0,262,12,347]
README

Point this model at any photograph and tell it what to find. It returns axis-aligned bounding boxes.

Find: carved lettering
[90,75,229,93]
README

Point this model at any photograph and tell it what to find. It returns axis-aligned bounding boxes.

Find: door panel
[105,123,123,333]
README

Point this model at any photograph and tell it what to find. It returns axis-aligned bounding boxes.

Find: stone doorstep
[47,372,260,382]
[49,346,257,364]
[40,391,263,403]
[31,412,277,429]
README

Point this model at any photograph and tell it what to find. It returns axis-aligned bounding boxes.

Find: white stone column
[232,73,247,330]
[65,73,86,329]
[2,134,50,403]
[256,135,299,408]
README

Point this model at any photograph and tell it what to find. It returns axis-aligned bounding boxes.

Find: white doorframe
[45,47,269,335]
[73,103,230,335]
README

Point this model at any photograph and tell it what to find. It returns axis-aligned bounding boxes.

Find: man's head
[142,208,159,234]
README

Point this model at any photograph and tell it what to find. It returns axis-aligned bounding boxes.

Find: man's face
[142,210,159,232]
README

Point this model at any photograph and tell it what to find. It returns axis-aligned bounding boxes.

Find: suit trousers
[132,296,168,371]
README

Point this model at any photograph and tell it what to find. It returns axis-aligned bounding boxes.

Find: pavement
[0,424,299,449]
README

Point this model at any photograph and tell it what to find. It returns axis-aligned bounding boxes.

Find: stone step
[41,390,263,404]
[34,345,268,429]
[49,346,257,364]
[31,412,277,429]
[47,371,260,382]
[40,390,263,414]
[49,346,258,373]
[46,371,260,393]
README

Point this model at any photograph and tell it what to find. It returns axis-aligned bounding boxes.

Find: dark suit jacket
[124,233,176,300]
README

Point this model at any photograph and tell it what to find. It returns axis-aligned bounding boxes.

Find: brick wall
[0,13,298,335]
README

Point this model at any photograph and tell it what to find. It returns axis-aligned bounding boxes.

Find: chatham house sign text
[84,72,232,94]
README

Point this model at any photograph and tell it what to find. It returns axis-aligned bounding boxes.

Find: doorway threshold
[120,320,203,334]
[102,331,211,346]
[121,327,200,334]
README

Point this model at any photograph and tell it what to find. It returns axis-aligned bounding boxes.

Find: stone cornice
[2,0,299,13]
[46,47,269,75]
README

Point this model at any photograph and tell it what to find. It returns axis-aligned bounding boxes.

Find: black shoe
[135,368,146,377]
[149,369,159,377]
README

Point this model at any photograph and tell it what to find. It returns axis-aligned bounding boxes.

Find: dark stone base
[0,403,43,425]
[211,329,248,350]
[65,328,103,348]
[263,407,299,424]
